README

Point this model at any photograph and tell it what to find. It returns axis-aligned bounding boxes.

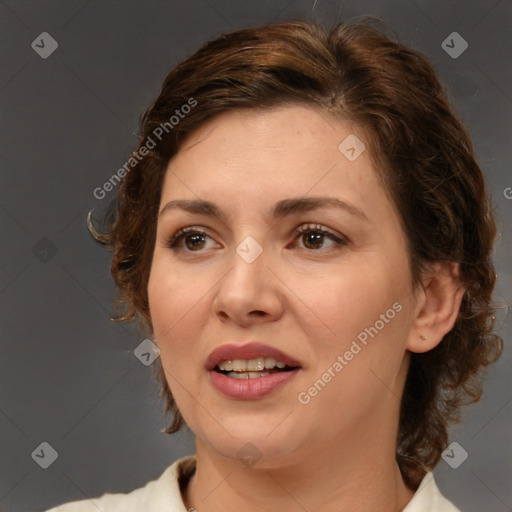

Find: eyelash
[291,224,347,249]
[165,224,347,251]
[165,226,209,249]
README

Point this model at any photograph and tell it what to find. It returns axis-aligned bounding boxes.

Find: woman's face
[148,105,419,466]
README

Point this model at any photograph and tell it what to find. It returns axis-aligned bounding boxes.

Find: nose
[212,247,284,327]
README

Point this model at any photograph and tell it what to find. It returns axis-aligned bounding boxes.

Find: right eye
[166,227,220,252]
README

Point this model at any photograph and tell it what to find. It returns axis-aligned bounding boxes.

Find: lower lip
[210,369,300,399]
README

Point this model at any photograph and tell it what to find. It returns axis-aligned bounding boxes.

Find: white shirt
[45,456,461,511]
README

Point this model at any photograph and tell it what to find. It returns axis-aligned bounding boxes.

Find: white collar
[45,456,461,512]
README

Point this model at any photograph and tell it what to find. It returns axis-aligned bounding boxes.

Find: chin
[194,414,309,469]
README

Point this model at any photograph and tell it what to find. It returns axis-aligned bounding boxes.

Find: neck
[184,420,415,512]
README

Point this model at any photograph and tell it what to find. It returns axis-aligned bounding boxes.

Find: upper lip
[206,342,302,371]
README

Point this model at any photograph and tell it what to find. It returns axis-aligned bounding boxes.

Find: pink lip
[210,369,300,399]
[206,342,302,371]
[206,342,302,400]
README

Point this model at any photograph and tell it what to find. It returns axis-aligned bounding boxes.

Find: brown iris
[185,233,206,251]
[302,231,324,249]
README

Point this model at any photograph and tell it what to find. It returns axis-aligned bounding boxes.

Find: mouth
[206,342,302,399]
[215,357,298,380]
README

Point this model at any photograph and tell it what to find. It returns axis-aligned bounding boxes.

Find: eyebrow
[159,196,369,221]
[272,197,369,221]
[159,199,223,218]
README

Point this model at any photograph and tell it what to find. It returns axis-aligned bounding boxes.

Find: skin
[147,105,464,512]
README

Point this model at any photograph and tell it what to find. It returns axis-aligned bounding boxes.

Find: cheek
[149,253,206,324]
[290,256,410,364]
[147,259,210,356]
[297,259,395,322]
[147,267,214,409]
[291,264,411,425]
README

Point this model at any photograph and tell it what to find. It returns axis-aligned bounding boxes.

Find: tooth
[264,357,276,369]
[219,358,289,372]
[232,359,248,372]
[227,371,249,379]
[226,371,271,379]
[247,357,264,371]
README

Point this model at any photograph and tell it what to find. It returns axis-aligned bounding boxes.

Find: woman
[46,19,501,512]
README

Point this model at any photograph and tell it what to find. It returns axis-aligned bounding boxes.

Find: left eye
[292,225,345,250]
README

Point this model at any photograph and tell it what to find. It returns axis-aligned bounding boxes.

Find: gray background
[0,1,510,511]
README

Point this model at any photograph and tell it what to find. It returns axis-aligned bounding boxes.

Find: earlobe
[407,262,466,354]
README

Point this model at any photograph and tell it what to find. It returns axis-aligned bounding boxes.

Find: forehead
[160,105,390,220]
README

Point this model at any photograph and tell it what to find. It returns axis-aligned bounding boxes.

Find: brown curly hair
[90,19,502,489]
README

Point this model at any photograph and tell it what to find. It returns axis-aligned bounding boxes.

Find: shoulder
[44,456,196,512]
[403,472,462,512]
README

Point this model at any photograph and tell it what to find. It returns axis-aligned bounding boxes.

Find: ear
[407,262,466,354]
